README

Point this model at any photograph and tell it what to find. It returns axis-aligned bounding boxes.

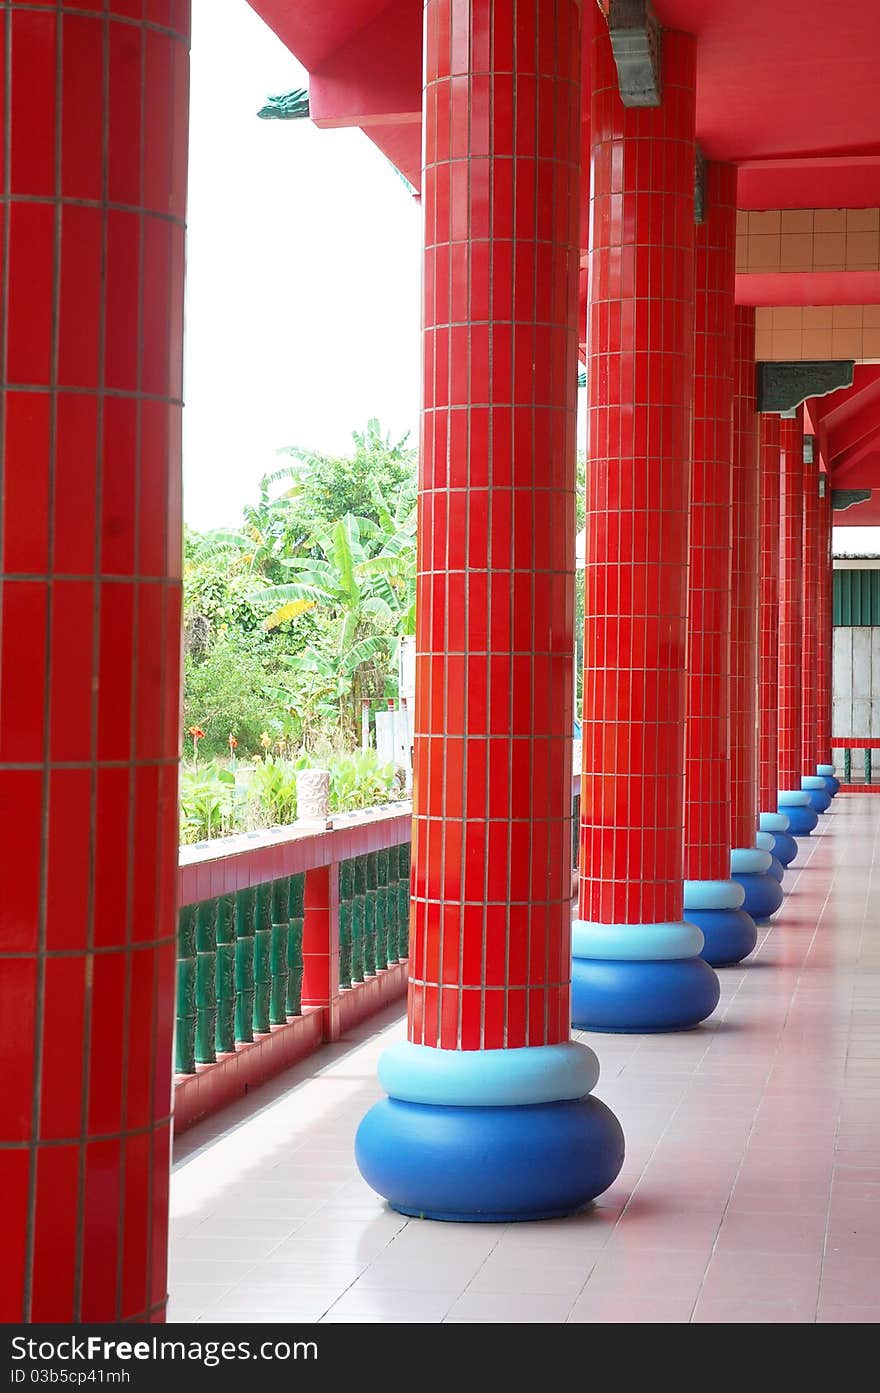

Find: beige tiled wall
[754,304,880,361]
[736,208,880,274]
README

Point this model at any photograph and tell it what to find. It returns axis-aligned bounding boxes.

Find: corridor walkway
[167,796,880,1324]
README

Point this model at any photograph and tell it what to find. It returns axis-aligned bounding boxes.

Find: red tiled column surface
[801,446,820,776]
[778,416,805,790]
[684,163,736,885]
[816,480,834,770]
[729,308,761,852]
[578,27,697,929]
[571,24,717,1034]
[758,413,781,812]
[407,0,582,1051]
[0,3,189,1321]
[356,3,623,1221]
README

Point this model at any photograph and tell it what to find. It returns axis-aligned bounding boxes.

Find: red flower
[228,735,238,749]
[188,726,206,740]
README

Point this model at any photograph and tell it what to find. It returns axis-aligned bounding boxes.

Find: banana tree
[248,511,416,735]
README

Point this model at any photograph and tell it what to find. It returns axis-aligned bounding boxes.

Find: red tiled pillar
[0,3,189,1321]
[801,446,831,813]
[729,312,782,917]
[778,416,819,834]
[756,414,798,866]
[356,0,623,1223]
[681,163,755,966]
[301,864,340,1038]
[815,480,838,791]
[758,414,781,815]
[571,24,719,1031]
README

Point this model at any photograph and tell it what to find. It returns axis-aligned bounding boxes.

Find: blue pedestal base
[806,787,832,813]
[732,871,784,920]
[685,907,757,967]
[767,853,785,883]
[571,956,720,1033]
[771,831,798,866]
[784,803,819,836]
[820,775,840,797]
[355,1095,625,1222]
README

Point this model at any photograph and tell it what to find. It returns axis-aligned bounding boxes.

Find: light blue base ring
[571,956,720,1033]
[817,764,840,797]
[355,1096,625,1221]
[685,907,757,967]
[378,1040,599,1108]
[781,804,820,835]
[760,811,791,833]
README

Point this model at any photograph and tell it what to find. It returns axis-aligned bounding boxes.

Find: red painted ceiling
[246,1,880,503]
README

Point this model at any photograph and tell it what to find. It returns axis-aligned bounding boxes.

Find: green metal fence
[833,569,880,626]
[176,845,412,1076]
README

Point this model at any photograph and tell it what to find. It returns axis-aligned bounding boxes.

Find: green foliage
[179,763,238,842]
[183,639,280,759]
[247,755,302,827]
[273,418,416,535]
[326,749,398,811]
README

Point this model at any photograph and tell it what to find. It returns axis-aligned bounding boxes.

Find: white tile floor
[168,795,880,1323]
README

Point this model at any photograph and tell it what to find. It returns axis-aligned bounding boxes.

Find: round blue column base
[355,1095,625,1222]
[784,803,820,836]
[806,787,832,813]
[685,907,757,967]
[767,853,785,883]
[571,956,720,1033]
[821,776,840,797]
[732,870,784,921]
[771,831,798,866]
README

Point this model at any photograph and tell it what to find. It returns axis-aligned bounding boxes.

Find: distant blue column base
[356,1095,625,1222]
[802,775,831,813]
[817,764,839,796]
[571,957,720,1033]
[779,789,819,836]
[682,879,755,966]
[756,832,786,883]
[761,810,798,865]
[685,908,757,966]
[355,1040,624,1221]
[731,847,783,920]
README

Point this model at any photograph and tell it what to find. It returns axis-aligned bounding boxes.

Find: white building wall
[833,625,880,776]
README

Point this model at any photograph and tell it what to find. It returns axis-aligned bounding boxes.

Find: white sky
[183,0,422,530]
[183,0,878,556]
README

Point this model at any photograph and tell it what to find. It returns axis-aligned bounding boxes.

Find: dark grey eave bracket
[694,145,706,224]
[832,489,872,512]
[607,0,662,107]
[756,360,855,414]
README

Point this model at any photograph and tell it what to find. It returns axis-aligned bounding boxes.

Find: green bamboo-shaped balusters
[351,856,366,984]
[364,852,379,975]
[269,877,291,1026]
[385,844,399,965]
[215,893,236,1054]
[252,882,272,1033]
[338,860,354,989]
[175,903,197,1074]
[194,898,218,1064]
[234,885,256,1043]
[376,849,390,970]
[572,793,581,870]
[287,873,305,1016]
[397,842,411,960]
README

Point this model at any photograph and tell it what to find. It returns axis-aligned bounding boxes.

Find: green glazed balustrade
[175,845,413,1073]
[833,569,880,626]
[176,873,305,1076]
